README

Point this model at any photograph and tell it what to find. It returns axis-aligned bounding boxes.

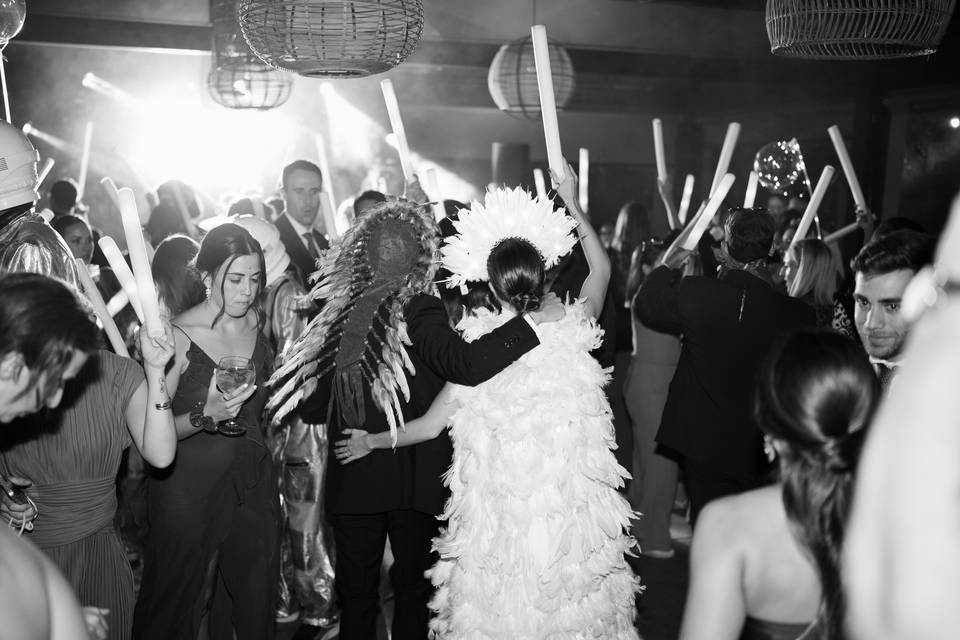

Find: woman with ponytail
[333,162,640,638]
[679,330,878,640]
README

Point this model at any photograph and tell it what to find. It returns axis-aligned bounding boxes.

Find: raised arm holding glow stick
[531,25,565,183]
[97,236,144,322]
[787,165,835,256]
[827,125,867,211]
[743,170,759,208]
[380,79,415,182]
[578,147,589,213]
[533,168,547,199]
[678,174,695,225]
[75,259,129,357]
[710,122,740,197]
[682,173,736,251]
[77,122,94,201]
[117,188,163,338]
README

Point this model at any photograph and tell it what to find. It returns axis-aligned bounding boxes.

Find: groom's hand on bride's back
[529,293,565,324]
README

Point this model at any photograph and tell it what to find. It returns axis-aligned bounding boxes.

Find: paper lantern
[487,36,576,121]
[767,0,956,59]
[239,0,424,78]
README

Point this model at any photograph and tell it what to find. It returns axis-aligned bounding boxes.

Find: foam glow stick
[318,195,339,241]
[106,289,130,317]
[98,236,144,322]
[100,177,122,212]
[531,25,565,183]
[380,79,415,181]
[315,133,338,228]
[824,221,860,244]
[652,118,667,183]
[744,170,759,208]
[36,158,54,189]
[75,260,129,358]
[422,167,445,221]
[117,188,163,338]
[77,122,94,200]
[710,122,740,197]
[578,147,589,212]
[683,173,735,251]
[827,125,867,211]
[533,169,547,199]
[787,165,835,256]
[678,174,695,225]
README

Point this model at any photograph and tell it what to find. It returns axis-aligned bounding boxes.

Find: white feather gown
[428,301,642,639]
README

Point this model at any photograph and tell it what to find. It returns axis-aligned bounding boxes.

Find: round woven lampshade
[209,1,293,109]
[766,0,957,59]
[488,36,576,120]
[207,58,293,110]
[238,0,424,78]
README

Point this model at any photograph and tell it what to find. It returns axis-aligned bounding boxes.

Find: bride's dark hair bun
[487,238,545,314]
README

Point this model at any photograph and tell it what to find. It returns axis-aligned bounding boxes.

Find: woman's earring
[763,436,777,463]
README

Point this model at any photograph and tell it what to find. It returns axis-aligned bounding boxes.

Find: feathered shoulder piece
[267,199,440,441]
[441,186,577,288]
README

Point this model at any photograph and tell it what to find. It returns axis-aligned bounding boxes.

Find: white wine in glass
[215,356,256,436]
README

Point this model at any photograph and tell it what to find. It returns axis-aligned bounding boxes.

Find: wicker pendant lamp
[209,0,293,110]
[238,0,424,78]
[766,0,957,59]
[487,35,576,121]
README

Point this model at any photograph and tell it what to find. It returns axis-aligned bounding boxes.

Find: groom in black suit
[274,160,330,287]
[318,205,565,640]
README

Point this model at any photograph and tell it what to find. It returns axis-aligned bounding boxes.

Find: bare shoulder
[695,486,780,552]
[0,530,51,640]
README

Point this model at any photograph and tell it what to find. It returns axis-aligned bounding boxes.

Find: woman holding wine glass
[133,223,280,640]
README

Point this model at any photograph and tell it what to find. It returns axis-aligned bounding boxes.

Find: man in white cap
[229,213,338,635]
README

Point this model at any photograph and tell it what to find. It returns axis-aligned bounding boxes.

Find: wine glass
[215,356,256,436]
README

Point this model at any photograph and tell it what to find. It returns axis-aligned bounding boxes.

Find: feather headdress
[441,186,577,288]
[267,199,440,441]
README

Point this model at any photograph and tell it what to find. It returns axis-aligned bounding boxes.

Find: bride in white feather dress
[335,169,641,639]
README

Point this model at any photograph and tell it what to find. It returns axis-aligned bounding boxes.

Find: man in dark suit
[850,229,935,390]
[635,208,815,524]
[274,160,330,287]
[274,199,565,640]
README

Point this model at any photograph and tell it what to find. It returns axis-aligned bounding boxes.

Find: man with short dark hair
[636,208,815,523]
[275,160,329,287]
[851,229,935,388]
[352,189,387,219]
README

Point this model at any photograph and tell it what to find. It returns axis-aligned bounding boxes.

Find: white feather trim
[428,301,642,639]
[441,186,578,288]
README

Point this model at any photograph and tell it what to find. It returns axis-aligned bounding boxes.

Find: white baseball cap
[0,121,38,211]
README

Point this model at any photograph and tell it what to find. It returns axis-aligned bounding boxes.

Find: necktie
[876,363,894,390]
[303,232,319,260]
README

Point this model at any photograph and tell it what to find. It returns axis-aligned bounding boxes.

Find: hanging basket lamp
[766,0,957,59]
[238,0,424,78]
[487,35,576,120]
[209,0,293,110]
[207,58,293,110]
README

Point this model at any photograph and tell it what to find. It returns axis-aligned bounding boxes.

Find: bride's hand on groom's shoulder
[529,293,565,325]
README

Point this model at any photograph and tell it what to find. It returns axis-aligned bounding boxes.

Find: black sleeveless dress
[133,334,280,640]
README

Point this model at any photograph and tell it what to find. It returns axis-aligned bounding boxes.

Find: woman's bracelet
[154,399,172,411]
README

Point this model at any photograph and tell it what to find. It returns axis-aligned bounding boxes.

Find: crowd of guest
[1,107,959,640]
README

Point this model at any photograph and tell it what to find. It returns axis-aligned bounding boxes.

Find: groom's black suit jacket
[325,294,539,516]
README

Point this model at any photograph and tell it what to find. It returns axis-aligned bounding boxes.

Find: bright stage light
[21,121,32,135]
[950,116,960,129]
[21,123,70,152]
